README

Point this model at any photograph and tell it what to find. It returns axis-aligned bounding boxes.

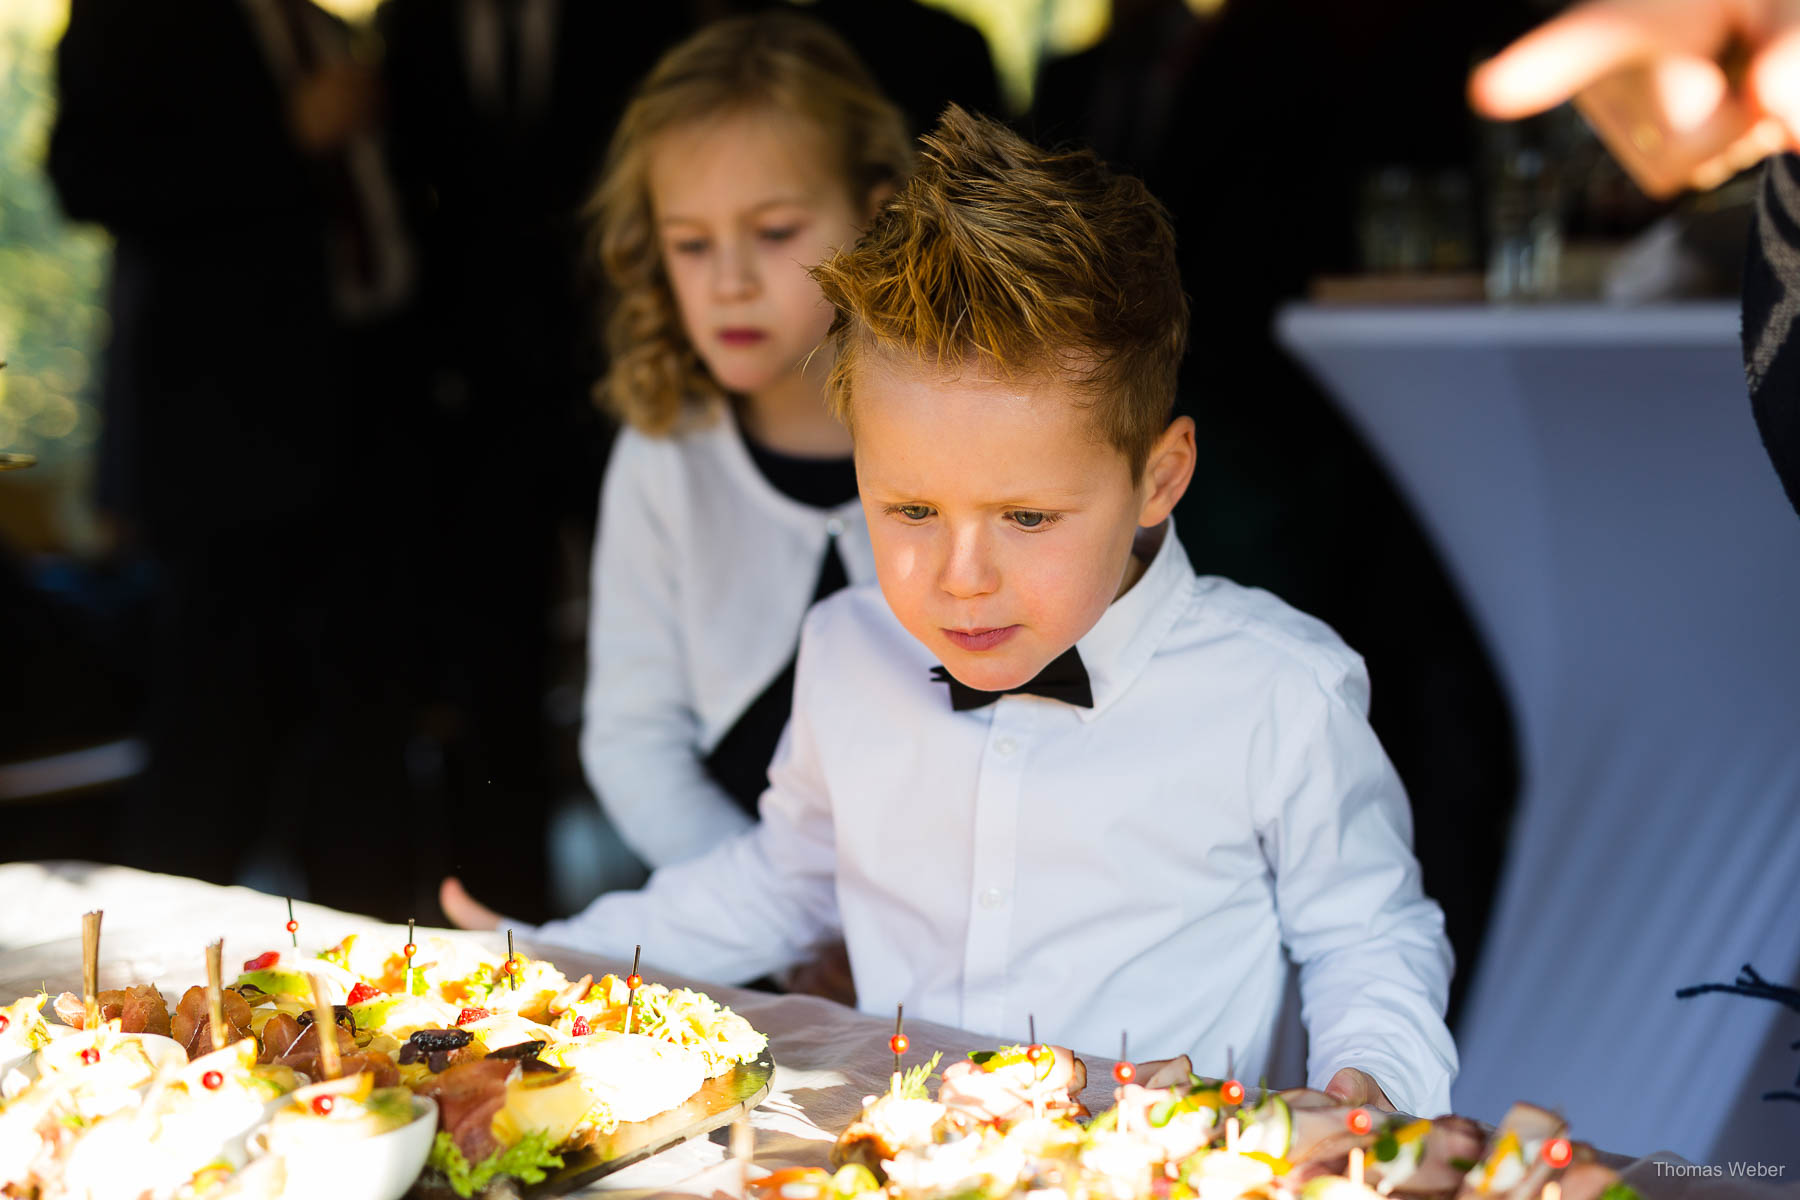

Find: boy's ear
[864,180,897,222]
[1137,415,1196,528]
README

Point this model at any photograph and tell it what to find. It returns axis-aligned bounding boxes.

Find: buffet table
[1275,303,1800,1172]
[0,863,1791,1198]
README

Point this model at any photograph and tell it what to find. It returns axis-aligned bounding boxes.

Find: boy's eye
[758,226,800,244]
[669,238,709,256]
[1007,510,1059,530]
[888,504,934,522]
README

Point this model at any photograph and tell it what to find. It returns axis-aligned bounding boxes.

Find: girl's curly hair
[590,12,914,435]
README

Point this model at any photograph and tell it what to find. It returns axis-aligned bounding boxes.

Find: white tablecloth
[1276,303,1800,1172]
[1,864,1794,1197]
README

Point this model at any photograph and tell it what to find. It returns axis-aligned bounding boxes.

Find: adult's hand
[1324,1066,1396,1112]
[1469,0,1800,195]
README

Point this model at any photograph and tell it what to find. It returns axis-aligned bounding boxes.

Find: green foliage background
[0,16,108,466]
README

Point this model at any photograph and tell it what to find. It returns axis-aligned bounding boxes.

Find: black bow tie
[930,646,1093,711]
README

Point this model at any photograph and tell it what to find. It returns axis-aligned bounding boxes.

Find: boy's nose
[936,527,999,599]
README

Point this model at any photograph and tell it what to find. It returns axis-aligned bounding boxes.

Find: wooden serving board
[404,1050,776,1198]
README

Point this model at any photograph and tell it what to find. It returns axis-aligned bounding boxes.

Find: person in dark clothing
[374,1,691,923]
[1746,152,1800,514]
[46,0,415,917]
[769,0,999,131]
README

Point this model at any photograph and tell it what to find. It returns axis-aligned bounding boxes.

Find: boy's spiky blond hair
[813,106,1188,476]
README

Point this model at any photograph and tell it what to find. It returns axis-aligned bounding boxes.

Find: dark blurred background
[0,0,1727,1030]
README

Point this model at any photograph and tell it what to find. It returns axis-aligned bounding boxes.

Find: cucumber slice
[830,1163,881,1198]
[1235,1094,1293,1158]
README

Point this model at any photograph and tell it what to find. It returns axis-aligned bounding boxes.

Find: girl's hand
[1325,1066,1396,1112]
[1469,0,1800,196]
[439,876,503,931]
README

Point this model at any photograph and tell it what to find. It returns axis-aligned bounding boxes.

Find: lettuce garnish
[429,1130,564,1198]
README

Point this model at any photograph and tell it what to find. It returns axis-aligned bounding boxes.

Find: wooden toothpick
[307,975,340,1080]
[81,911,102,1030]
[506,929,517,991]
[730,1115,753,1193]
[205,940,228,1052]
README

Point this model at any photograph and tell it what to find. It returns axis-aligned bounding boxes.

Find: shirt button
[979,887,1007,909]
[825,516,845,537]
[994,736,1017,755]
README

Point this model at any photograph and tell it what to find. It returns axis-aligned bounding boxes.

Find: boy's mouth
[716,328,769,346]
[943,626,1019,652]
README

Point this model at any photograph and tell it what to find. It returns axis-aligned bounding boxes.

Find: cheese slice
[556,1033,705,1124]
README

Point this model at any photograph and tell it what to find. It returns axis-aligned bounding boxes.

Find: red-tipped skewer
[624,946,642,1034]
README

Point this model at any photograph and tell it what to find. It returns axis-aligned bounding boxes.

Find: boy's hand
[1325,1066,1395,1112]
[439,875,503,931]
[1469,0,1800,196]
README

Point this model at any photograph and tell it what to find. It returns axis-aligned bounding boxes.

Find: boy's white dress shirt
[543,522,1458,1116]
[583,404,873,868]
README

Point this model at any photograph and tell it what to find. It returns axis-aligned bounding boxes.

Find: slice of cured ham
[51,985,171,1037]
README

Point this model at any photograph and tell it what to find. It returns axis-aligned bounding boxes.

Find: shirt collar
[1073,518,1194,721]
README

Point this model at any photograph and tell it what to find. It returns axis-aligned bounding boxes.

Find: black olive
[295,1005,356,1033]
[487,1040,547,1061]
[406,1028,474,1053]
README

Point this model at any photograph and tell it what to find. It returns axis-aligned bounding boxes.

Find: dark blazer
[48,0,349,544]
[375,0,687,434]
[1744,153,1800,518]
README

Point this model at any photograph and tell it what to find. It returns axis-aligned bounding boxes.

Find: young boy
[445,107,1457,1116]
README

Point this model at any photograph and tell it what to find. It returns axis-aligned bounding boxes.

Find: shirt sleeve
[580,432,756,869]
[1253,652,1459,1118]
[528,611,841,982]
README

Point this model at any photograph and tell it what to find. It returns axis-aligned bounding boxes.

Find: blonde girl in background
[443,14,912,956]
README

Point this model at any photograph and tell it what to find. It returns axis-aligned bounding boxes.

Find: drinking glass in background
[1338,166,1482,305]
[1357,168,1478,276]
[1478,106,1682,303]
[1484,144,1562,302]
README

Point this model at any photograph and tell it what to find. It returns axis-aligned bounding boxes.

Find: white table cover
[1,863,1793,1197]
[1276,303,1800,1171]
